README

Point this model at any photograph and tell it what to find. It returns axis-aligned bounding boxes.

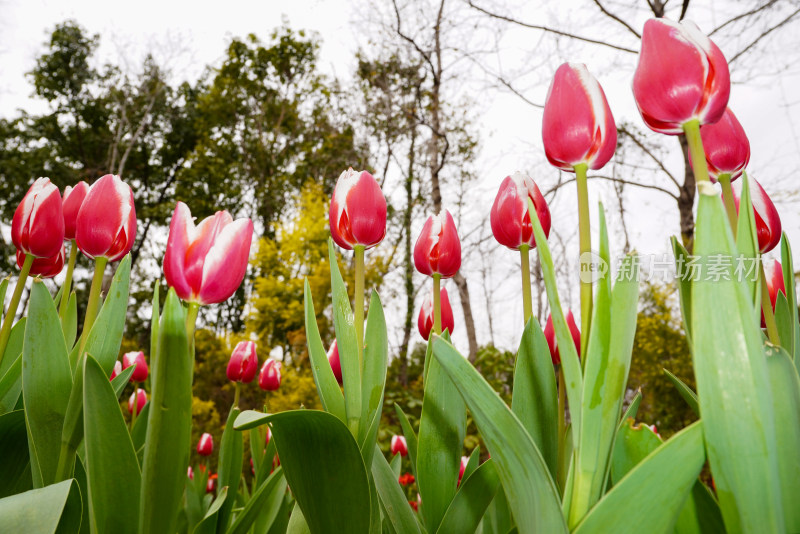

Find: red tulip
[110,361,122,381]
[490,172,551,251]
[414,210,461,278]
[163,202,253,305]
[543,311,581,365]
[258,359,282,391]
[399,473,415,486]
[226,341,259,383]
[329,168,387,250]
[410,497,419,512]
[391,435,408,457]
[633,18,730,135]
[458,456,469,486]
[122,351,149,382]
[265,428,272,446]
[197,433,214,457]
[694,108,750,182]
[62,181,90,240]
[730,174,781,254]
[75,174,137,261]
[762,259,787,327]
[128,388,147,415]
[187,466,194,479]
[206,473,217,493]
[417,287,455,340]
[17,247,65,279]
[327,340,342,385]
[12,177,64,258]
[542,63,617,171]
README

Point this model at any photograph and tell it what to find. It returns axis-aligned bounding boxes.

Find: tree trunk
[677,135,696,252]
[398,129,417,386]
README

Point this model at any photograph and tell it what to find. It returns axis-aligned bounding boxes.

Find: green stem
[0,254,34,367]
[59,241,78,319]
[683,119,711,185]
[575,163,592,360]
[354,245,365,369]
[760,260,781,346]
[78,256,108,357]
[185,302,200,355]
[718,173,738,238]
[433,274,442,335]
[556,368,566,493]
[520,245,532,324]
[233,382,241,409]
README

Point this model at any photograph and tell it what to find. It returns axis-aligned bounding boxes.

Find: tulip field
[2,15,800,534]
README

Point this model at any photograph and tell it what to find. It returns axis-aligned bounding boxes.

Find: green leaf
[438,458,501,534]
[394,404,419,479]
[216,406,244,531]
[228,468,287,534]
[483,487,513,534]
[617,390,641,431]
[22,281,72,488]
[574,421,705,534]
[774,292,794,356]
[286,502,311,534]
[735,171,759,308]
[149,282,160,384]
[360,290,387,446]
[83,355,140,534]
[0,479,82,534]
[432,336,566,534]
[0,355,23,415]
[303,280,346,422]
[691,182,783,533]
[780,233,798,360]
[0,409,32,498]
[139,289,192,534]
[192,488,229,534]
[372,446,422,534]
[0,278,7,310]
[663,369,698,416]
[510,318,557,481]
[83,255,131,374]
[0,317,26,378]
[61,292,77,350]
[130,402,150,460]
[671,237,693,344]
[462,445,480,483]
[73,456,91,534]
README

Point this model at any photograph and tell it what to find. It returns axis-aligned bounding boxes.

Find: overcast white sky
[2,0,799,353]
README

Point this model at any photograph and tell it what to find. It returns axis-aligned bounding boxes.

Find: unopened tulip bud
[391,435,408,457]
[414,210,461,278]
[543,311,581,365]
[730,174,781,254]
[128,388,147,415]
[122,351,149,382]
[329,168,387,250]
[206,474,217,493]
[12,178,64,258]
[542,64,616,171]
[110,361,122,381]
[417,287,455,340]
[163,202,253,305]
[227,341,259,383]
[458,456,469,486]
[75,174,137,261]
[259,359,282,391]
[762,259,787,328]
[62,181,90,240]
[187,466,194,479]
[490,173,551,251]
[327,340,342,385]
[17,247,65,279]
[197,433,214,457]
[633,18,730,134]
[693,108,750,182]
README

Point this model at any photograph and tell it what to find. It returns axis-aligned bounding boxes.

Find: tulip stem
[433,274,442,335]
[683,119,711,184]
[575,163,592,360]
[760,260,781,346]
[59,241,78,320]
[0,254,34,367]
[354,245,365,369]
[520,245,532,324]
[718,173,738,237]
[78,256,108,357]
[185,302,200,350]
[556,367,566,492]
[233,382,241,409]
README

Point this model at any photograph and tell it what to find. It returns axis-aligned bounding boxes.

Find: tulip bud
[730,174,781,254]
[490,173,551,251]
[542,63,617,171]
[265,428,272,446]
[417,287,455,340]
[128,388,147,415]
[762,259,786,328]
[410,497,419,512]
[206,473,217,493]
[414,210,461,278]
[197,433,214,457]
[110,361,122,381]
[226,341,259,383]
[187,466,194,479]
[692,108,750,182]
[399,473,415,486]
[62,181,90,240]
[258,359,282,391]
[543,311,581,365]
[327,340,342,385]
[633,18,730,135]
[16,247,65,279]
[12,178,65,258]
[458,456,469,486]
[75,174,137,261]
[122,351,149,382]
[391,435,408,457]
[329,168,387,250]
[164,202,254,305]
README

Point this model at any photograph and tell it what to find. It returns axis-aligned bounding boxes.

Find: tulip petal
[197,218,254,305]
[163,202,195,301]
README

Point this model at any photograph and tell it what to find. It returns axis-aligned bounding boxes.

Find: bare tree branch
[618,125,681,189]
[392,0,437,75]
[544,174,679,200]
[591,0,641,39]
[709,0,780,36]
[729,6,800,64]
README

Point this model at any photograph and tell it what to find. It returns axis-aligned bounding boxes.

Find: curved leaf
[228,467,287,534]
[84,255,131,374]
[394,403,419,479]
[0,316,25,377]
[663,369,698,416]
[372,446,421,534]
[0,409,32,498]
[0,354,22,415]
[192,488,228,534]
[360,290,387,447]
[437,458,501,534]
[0,479,82,534]
[216,406,244,530]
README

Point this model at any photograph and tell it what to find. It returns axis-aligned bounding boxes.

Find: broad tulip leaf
[372,446,422,534]
[0,354,22,415]
[0,409,32,498]
[192,488,228,534]
[303,280,346,422]
[83,355,140,534]
[483,487,513,534]
[139,289,192,534]
[438,458,501,534]
[734,172,759,307]
[286,502,311,534]
[691,183,783,533]
[774,293,794,355]
[510,317,557,481]
[83,255,131,374]
[149,282,159,384]
[360,290,388,447]
[216,406,244,531]
[671,237,693,343]
[360,398,382,469]
[432,336,567,534]
[0,317,26,378]
[780,233,799,361]
[0,479,82,534]
[663,369,698,416]
[23,281,72,488]
[228,468,287,534]
[574,421,705,534]
[394,403,419,479]
[73,456,90,534]
[462,445,481,483]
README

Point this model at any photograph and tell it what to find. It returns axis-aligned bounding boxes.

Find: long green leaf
[228,468,287,534]
[0,479,82,534]
[671,237,693,344]
[0,316,26,378]
[83,255,131,374]
[663,369,698,416]
[192,488,228,534]
[432,336,567,534]
[61,292,77,350]
[149,282,159,384]
[360,290,387,446]
[617,390,641,431]
[83,355,140,534]
[372,446,421,534]
[691,182,783,533]
[510,318,557,481]
[0,409,32,498]
[394,404,419,479]
[216,406,244,531]
[0,278,7,311]
[780,233,798,361]
[0,355,23,415]
[437,458,501,534]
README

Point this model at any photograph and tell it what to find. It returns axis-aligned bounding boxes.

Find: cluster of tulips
[1,15,798,534]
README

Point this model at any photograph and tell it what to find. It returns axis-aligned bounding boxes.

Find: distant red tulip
[12,177,64,258]
[410,498,419,512]
[391,435,408,457]
[762,259,787,328]
[329,168,387,250]
[258,360,282,391]
[694,108,750,182]
[109,361,122,381]
[730,174,781,254]
[17,247,64,279]
[327,340,342,385]
[187,466,194,479]
[414,210,461,278]
[206,474,217,493]
[543,311,581,365]
[122,351,149,382]
[62,181,90,240]
[128,388,147,415]
[226,341,259,383]
[458,456,469,486]
[75,174,137,261]
[197,433,214,457]
[490,172,551,251]
[399,473,415,486]
[417,287,455,340]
